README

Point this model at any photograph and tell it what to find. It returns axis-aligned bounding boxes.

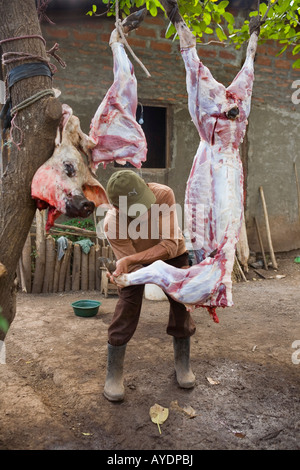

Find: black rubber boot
[103,343,126,402]
[173,337,195,389]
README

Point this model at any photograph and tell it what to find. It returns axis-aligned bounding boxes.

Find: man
[103,169,196,401]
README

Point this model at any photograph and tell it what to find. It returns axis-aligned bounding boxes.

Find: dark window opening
[114,104,167,169]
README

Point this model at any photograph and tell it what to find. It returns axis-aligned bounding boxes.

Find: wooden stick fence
[16,211,115,294]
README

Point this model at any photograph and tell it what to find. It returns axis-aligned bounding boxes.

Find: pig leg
[115,258,224,309]
[89,10,148,169]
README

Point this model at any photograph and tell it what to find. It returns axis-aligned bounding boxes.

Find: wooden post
[88,245,96,290]
[72,244,81,291]
[65,252,71,292]
[259,186,278,269]
[42,235,56,293]
[22,232,32,293]
[53,255,62,293]
[58,240,72,292]
[254,217,268,270]
[95,245,101,290]
[32,210,46,294]
[81,252,89,291]
[18,258,27,292]
[236,213,249,272]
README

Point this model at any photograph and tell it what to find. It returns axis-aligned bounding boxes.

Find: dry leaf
[234,432,246,439]
[150,403,169,434]
[206,376,220,385]
[182,405,197,418]
[170,400,197,418]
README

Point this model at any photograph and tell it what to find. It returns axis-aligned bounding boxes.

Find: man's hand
[113,257,130,277]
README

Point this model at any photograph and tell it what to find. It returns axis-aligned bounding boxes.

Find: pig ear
[56,104,73,145]
[82,184,110,207]
[82,173,109,207]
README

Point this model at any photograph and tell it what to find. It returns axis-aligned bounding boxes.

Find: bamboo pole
[72,244,81,291]
[259,186,278,269]
[254,217,268,270]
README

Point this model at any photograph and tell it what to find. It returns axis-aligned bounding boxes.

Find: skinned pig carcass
[88,14,148,170]
[114,7,260,322]
[31,104,109,232]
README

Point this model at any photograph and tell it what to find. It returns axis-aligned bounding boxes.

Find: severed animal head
[31,104,109,232]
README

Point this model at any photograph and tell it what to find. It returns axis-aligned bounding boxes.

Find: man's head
[106,170,156,217]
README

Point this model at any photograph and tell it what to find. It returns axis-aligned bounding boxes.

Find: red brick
[219,50,235,60]
[257,67,274,74]
[127,38,147,49]
[256,56,272,66]
[45,28,69,39]
[275,59,292,70]
[151,41,172,53]
[145,16,165,27]
[65,83,86,89]
[101,33,111,43]
[198,48,217,58]
[74,31,97,42]
[134,26,156,38]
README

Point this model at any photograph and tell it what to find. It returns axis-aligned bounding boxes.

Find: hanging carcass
[113,2,260,321]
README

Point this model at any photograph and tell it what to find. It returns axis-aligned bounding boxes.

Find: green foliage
[54,218,96,242]
[229,0,300,68]
[0,307,9,334]
[87,0,300,67]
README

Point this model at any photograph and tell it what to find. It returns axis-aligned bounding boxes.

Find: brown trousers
[108,252,196,346]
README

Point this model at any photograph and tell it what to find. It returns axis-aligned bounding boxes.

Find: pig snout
[65,195,95,218]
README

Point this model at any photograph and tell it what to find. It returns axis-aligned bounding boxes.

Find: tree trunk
[0,0,62,341]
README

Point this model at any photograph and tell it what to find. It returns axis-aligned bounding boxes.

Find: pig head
[31,104,109,232]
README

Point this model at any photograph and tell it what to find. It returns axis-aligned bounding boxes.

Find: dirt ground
[0,250,300,452]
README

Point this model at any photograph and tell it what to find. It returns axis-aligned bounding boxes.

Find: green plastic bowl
[71,300,101,318]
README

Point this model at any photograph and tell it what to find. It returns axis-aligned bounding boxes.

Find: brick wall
[42,9,300,252]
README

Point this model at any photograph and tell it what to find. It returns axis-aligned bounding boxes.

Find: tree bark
[0,0,62,340]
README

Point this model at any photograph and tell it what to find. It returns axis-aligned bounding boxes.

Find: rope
[114,0,151,78]
[7,89,55,150]
[0,34,64,148]
[37,0,55,25]
[0,35,66,73]
[10,88,55,116]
